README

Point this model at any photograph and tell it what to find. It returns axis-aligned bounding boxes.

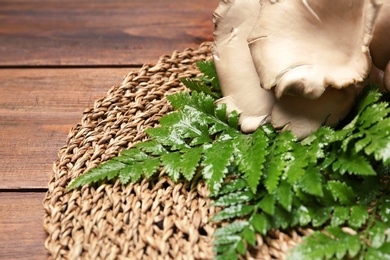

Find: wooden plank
[0,68,132,189]
[0,192,47,259]
[0,0,217,66]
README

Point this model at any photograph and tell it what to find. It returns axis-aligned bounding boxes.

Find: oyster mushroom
[212,0,386,139]
[370,0,390,90]
[212,0,275,132]
[248,0,382,99]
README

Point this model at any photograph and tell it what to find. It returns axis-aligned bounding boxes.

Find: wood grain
[0,68,132,189]
[0,0,217,66]
[0,1,216,259]
[0,192,47,259]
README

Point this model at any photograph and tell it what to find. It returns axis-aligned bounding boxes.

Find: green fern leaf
[227,110,239,129]
[274,181,293,212]
[212,221,251,258]
[118,163,143,184]
[354,134,373,153]
[211,205,254,222]
[213,235,241,246]
[365,242,390,260]
[379,197,390,223]
[214,103,228,123]
[118,148,149,161]
[212,221,249,237]
[289,227,360,260]
[356,86,382,114]
[331,206,350,227]
[66,160,125,190]
[250,214,271,236]
[358,102,390,129]
[264,160,283,193]
[234,129,269,193]
[331,150,376,176]
[326,227,351,259]
[236,239,247,255]
[346,234,361,258]
[180,78,220,99]
[196,61,220,90]
[363,119,390,163]
[218,178,248,195]
[298,166,324,197]
[213,244,233,254]
[264,131,295,193]
[167,91,215,115]
[349,205,369,229]
[161,152,182,182]
[159,108,210,141]
[180,147,203,181]
[327,181,355,205]
[202,141,234,194]
[214,251,238,260]
[340,90,390,164]
[312,207,332,227]
[242,226,256,246]
[272,206,292,229]
[292,205,313,227]
[187,91,216,115]
[139,158,160,178]
[166,91,192,110]
[369,221,387,248]
[213,190,254,207]
[257,194,275,215]
[284,144,309,184]
[135,140,167,155]
[144,122,187,150]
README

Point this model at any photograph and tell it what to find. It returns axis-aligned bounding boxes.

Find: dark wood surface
[0,68,131,189]
[0,0,214,66]
[0,0,216,258]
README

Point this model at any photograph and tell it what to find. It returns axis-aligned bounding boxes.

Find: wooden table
[0,1,217,258]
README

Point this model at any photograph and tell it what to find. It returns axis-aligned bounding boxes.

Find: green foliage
[210,85,390,259]
[67,61,227,193]
[67,62,390,260]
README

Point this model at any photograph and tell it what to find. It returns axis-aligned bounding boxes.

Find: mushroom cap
[384,62,390,91]
[370,0,390,90]
[212,0,275,132]
[248,0,381,99]
[370,0,390,71]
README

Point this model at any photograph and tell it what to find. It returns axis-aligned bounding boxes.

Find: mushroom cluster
[212,0,389,139]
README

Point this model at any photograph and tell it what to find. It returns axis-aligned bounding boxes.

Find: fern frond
[67,61,390,259]
[195,60,220,93]
[289,227,361,260]
[67,160,125,190]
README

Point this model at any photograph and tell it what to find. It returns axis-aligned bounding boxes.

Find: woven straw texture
[43,42,305,260]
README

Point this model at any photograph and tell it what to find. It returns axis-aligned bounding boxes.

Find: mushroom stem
[384,62,390,91]
[271,86,359,140]
[212,0,275,133]
[370,0,390,90]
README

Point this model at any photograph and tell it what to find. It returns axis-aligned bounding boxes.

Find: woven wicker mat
[43,42,306,260]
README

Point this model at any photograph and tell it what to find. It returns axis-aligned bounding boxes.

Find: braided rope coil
[43,42,304,260]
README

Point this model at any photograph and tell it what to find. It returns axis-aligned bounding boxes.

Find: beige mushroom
[212,0,386,139]
[370,0,390,90]
[212,0,275,133]
[247,0,382,99]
